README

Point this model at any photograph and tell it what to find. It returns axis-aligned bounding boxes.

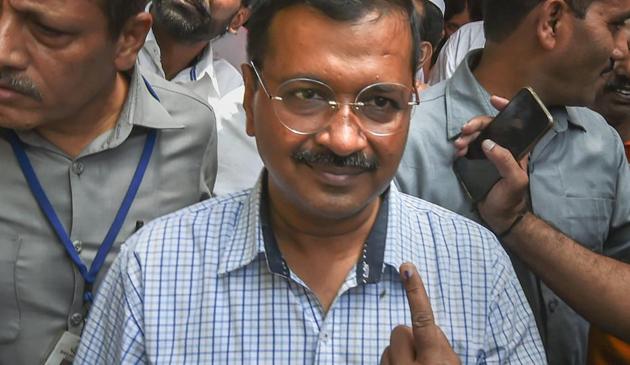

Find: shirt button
[319,331,330,343]
[548,299,559,313]
[71,161,84,175]
[73,240,83,253]
[69,313,83,327]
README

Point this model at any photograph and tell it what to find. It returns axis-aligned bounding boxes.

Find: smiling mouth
[614,86,630,98]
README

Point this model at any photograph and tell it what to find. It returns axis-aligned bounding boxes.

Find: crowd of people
[0,0,628,364]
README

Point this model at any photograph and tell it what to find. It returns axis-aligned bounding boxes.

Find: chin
[0,113,43,131]
[299,193,375,221]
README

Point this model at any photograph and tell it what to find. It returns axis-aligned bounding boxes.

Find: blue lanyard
[7,81,158,302]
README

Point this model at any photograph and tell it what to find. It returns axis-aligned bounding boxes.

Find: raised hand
[380,263,461,365]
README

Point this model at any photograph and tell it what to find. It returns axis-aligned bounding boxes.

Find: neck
[268,186,381,255]
[35,72,129,158]
[267,178,382,311]
[473,46,528,100]
[152,21,209,80]
[475,42,562,106]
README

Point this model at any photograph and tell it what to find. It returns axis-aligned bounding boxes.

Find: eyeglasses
[249,61,419,136]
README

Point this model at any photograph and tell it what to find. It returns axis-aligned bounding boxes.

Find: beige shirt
[0,67,217,364]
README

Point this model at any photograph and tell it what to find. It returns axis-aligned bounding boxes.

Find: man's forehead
[262,5,412,82]
[267,5,411,58]
[9,0,99,19]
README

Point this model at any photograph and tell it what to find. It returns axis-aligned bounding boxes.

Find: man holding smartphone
[396,0,630,364]
[587,46,630,364]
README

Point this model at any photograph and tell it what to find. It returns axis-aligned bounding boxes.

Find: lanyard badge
[7,78,160,304]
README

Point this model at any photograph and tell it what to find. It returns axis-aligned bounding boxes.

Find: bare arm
[477,137,630,341]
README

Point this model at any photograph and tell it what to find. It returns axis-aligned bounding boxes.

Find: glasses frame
[249,61,420,136]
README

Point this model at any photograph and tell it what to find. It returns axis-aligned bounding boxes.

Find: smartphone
[454,87,553,202]
[465,87,553,160]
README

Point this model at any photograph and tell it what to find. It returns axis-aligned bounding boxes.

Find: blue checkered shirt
[76,180,545,364]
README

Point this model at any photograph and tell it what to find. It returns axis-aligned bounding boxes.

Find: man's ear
[536,0,570,51]
[228,7,252,33]
[418,41,433,70]
[113,12,153,71]
[242,63,257,137]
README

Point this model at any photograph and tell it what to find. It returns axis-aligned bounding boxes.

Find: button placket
[71,161,84,176]
[69,312,83,327]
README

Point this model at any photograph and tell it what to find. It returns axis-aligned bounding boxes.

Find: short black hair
[483,0,593,43]
[421,0,445,49]
[444,0,466,22]
[247,0,422,75]
[468,0,484,21]
[96,0,147,38]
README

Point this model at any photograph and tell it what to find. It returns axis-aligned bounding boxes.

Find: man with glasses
[397,0,630,363]
[76,1,545,363]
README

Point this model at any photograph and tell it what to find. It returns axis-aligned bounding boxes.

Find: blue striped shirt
[76,180,545,364]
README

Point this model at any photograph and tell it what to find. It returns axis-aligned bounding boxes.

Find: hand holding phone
[454,87,553,202]
[465,87,553,160]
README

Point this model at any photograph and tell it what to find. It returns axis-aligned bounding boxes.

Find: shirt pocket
[561,196,613,253]
[0,228,21,343]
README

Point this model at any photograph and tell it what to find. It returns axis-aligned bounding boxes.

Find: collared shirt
[428,21,485,85]
[212,28,249,74]
[0,67,217,364]
[138,22,263,195]
[75,177,545,364]
[396,49,630,365]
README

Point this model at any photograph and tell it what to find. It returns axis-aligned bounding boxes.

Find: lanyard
[7,81,158,302]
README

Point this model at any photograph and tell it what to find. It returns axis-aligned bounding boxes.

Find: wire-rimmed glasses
[250,61,419,136]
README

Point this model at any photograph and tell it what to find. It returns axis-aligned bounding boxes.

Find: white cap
[427,0,446,16]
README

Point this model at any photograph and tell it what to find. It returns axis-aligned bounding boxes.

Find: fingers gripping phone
[454,87,554,202]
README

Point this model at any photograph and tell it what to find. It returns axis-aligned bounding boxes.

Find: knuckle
[411,310,435,328]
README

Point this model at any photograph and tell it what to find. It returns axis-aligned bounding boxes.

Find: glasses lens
[273,79,335,133]
[356,83,412,134]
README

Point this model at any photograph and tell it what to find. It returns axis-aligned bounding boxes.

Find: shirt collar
[142,4,221,96]
[12,67,182,157]
[445,49,585,140]
[217,172,406,282]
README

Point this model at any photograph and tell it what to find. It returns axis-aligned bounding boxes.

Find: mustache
[605,74,630,91]
[292,150,379,171]
[0,70,42,101]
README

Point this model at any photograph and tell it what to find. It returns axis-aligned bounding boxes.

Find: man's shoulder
[125,190,252,257]
[565,106,624,151]
[566,105,609,129]
[142,71,216,120]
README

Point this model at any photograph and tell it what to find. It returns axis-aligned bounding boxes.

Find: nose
[314,103,369,157]
[615,50,630,78]
[612,26,630,61]
[0,4,29,71]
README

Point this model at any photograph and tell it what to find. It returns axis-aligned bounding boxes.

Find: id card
[44,331,80,365]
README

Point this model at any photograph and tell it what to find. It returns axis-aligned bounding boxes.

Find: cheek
[34,45,116,106]
[374,134,407,173]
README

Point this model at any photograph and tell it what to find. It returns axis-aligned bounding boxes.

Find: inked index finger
[399,263,435,335]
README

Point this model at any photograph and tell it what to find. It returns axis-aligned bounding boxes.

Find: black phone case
[453,157,502,203]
